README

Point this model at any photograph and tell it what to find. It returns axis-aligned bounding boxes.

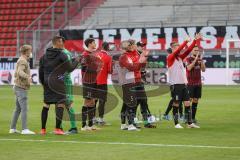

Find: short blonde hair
[20,44,32,55]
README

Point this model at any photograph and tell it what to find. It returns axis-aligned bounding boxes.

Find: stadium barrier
[0,68,239,85]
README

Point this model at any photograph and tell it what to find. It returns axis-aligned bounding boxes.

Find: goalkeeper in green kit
[63,48,78,134]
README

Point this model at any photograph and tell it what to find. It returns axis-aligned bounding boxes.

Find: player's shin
[55,105,64,129]
[165,99,173,115]
[184,106,192,125]
[88,106,95,127]
[82,106,88,128]
[192,102,198,121]
[68,107,77,129]
[98,100,105,119]
[172,105,179,125]
[41,107,49,129]
[121,103,127,124]
[179,101,183,117]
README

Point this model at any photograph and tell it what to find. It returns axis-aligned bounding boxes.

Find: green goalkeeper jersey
[63,49,74,103]
[63,49,73,85]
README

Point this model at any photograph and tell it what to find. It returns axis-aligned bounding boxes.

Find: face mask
[109,44,116,51]
[29,52,33,59]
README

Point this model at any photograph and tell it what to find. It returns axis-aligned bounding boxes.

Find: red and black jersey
[186,56,202,86]
[80,50,102,84]
[96,50,112,85]
[119,50,145,83]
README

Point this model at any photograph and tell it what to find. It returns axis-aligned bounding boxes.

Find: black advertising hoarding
[0,58,33,70]
[60,26,240,51]
[60,26,240,68]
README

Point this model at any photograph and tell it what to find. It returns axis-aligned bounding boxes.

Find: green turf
[0,85,240,160]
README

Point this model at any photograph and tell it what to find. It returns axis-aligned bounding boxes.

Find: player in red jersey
[186,45,206,124]
[163,48,184,121]
[95,42,113,125]
[167,33,202,129]
[80,38,102,131]
[119,39,149,131]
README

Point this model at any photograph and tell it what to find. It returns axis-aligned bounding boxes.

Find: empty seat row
[0,27,26,33]
[0,0,66,57]
[0,2,57,9]
[0,0,53,3]
[0,47,17,52]
[0,50,17,57]
[0,8,63,15]
[0,39,29,46]
[0,33,16,39]
[0,20,50,27]
[0,40,17,46]
[0,14,51,21]
[0,21,35,27]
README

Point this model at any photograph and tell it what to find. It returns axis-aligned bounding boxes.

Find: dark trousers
[121,83,138,125]
[96,84,108,118]
[135,83,150,121]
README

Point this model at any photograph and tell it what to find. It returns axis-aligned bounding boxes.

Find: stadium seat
[0,0,59,57]
[0,0,81,57]
[77,0,240,28]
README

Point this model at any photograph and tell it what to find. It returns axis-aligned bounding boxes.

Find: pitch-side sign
[0,69,239,85]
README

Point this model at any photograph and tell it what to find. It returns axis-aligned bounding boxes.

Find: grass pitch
[0,85,240,160]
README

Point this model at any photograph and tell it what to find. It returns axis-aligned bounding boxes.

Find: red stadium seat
[0,0,65,51]
[0,51,4,57]
[0,47,5,57]
[55,8,64,13]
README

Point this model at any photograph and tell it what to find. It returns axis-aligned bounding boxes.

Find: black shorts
[122,83,138,107]
[82,83,97,99]
[170,84,190,102]
[43,84,67,105]
[96,84,108,101]
[188,85,202,99]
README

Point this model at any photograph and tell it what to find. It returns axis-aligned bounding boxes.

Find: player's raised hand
[195,52,200,60]
[139,50,149,63]
[200,52,203,59]
[142,50,150,57]
[195,33,202,40]
[185,35,191,42]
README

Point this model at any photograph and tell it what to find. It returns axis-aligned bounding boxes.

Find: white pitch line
[0,138,240,149]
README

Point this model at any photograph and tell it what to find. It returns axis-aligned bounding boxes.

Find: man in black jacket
[39,36,79,135]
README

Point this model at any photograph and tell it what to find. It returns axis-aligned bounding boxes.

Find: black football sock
[165,99,173,115]
[192,102,198,120]
[98,100,105,118]
[140,106,148,122]
[179,101,183,117]
[82,106,88,127]
[133,104,138,116]
[185,106,192,125]
[127,106,135,125]
[144,100,151,117]
[121,103,127,124]
[88,106,95,127]
[55,107,64,129]
[140,99,149,124]
[93,101,97,118]
[41,107,49,129]
[172,106,179,125]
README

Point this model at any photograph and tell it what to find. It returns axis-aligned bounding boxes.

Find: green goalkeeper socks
[69,107,77,129]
